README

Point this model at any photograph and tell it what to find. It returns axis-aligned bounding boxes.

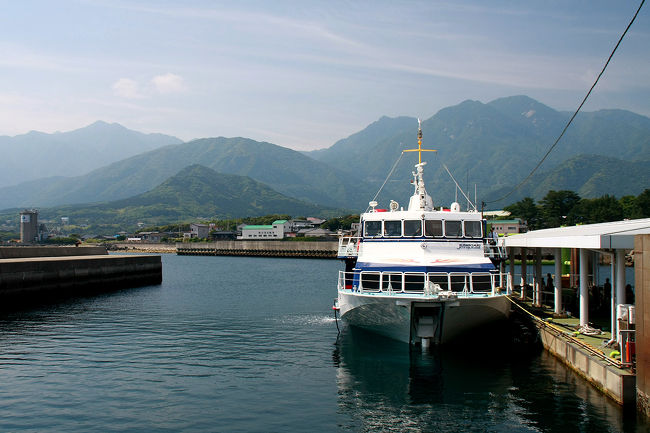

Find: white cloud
[112,78,143,99]
[151,73,186,94]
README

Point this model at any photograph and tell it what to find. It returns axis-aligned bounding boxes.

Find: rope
[441,162,477,211]
[505,296,624,368]
[366,151,405,212]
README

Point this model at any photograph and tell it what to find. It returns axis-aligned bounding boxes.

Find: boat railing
[337,270,510,296]
[337,236,361,257]
[484,242,507,260]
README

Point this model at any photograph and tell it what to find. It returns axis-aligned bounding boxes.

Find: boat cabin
[362,214,485,240]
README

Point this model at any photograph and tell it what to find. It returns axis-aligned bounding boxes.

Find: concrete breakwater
[0,246,162,308]
[176,240,338,258]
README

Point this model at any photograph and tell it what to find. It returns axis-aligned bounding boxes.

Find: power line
[486,0,645,205]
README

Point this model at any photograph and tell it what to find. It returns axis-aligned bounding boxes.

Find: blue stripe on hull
[355,262,495,274]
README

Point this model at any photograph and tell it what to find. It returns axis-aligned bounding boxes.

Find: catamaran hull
[338,291,511,345]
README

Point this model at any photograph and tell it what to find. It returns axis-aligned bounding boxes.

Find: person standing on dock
[489,227,498,245]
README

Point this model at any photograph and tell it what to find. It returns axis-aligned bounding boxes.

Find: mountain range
[307,96,650,207]
[0,95,648,225]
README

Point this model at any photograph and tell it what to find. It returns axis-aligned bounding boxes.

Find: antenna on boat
[403,119,437,211]
[404,119,436,164]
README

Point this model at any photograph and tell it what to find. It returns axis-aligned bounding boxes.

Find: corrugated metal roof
[502,218,650,250]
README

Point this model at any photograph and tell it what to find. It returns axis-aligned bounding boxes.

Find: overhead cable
[486,0,645,204]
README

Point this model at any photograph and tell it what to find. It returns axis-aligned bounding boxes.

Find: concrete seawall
[0,246,108,258]
[534,320,636,406]
[0,247,162,308]
[176,241,338,258]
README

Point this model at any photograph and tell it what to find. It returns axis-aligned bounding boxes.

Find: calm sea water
[0,254,647,432]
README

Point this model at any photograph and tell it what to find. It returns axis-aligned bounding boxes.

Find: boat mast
[404,119,436,211]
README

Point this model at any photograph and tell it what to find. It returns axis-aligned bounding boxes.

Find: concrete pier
[0,247,162,308]
[502,219,650,411]
[176,240,338,258]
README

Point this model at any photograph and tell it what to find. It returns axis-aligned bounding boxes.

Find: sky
[2,0,649,150]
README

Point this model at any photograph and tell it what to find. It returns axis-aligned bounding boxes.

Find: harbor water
[0,254,647,432]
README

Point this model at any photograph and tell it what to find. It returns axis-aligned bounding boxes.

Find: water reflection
[334,326,647,432]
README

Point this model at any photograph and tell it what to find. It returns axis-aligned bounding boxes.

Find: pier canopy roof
[501,218,650,250]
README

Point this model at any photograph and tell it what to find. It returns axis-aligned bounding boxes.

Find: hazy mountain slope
[18,165,342,229]
[0,121,182,188]
[306,96,650,209]
[0,137,372,211]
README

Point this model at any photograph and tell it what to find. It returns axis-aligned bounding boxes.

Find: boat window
[471,274,492,292]
[381,273,403,292]
[383,220,402,237]
[404,273,425,292]
[464,220,482,238]
[364,221,382,237]
[403,220,422,237]
[445,220,462,238]
[424,220,443,237]
[360,272,380,291]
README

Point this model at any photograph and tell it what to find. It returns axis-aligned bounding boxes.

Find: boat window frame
[444,220,463,238]
[403,219,423,237]
[424,219,444,238]
[364,220,383,238]
[383,220,402,238]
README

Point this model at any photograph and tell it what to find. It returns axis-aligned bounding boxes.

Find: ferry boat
[334,121,510,346]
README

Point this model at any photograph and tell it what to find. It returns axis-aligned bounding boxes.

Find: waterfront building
[190,223,210,239]
[489,218,527,234]
[238,220,290,239]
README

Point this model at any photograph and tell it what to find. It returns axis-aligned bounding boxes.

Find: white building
[238,220,290,240]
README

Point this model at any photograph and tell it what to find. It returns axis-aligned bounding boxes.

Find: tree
[539,190,581,228]
[504,197,541,230]
[571,195,623,224]
[619,195,642,219]
[637,189,650,218]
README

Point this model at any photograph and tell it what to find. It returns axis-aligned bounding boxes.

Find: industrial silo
[20,210,39,244]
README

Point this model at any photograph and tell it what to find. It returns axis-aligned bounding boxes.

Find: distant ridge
[0,121,182,188]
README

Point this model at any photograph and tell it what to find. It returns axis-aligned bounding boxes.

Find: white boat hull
[338,290,511,344]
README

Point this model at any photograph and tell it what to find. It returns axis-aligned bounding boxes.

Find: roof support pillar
[508,247,515,295]
[580,248,589,327]
[520,248,527,300]
[534,248,542,307]
[616,249,626,306]
[554,248,563,315]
